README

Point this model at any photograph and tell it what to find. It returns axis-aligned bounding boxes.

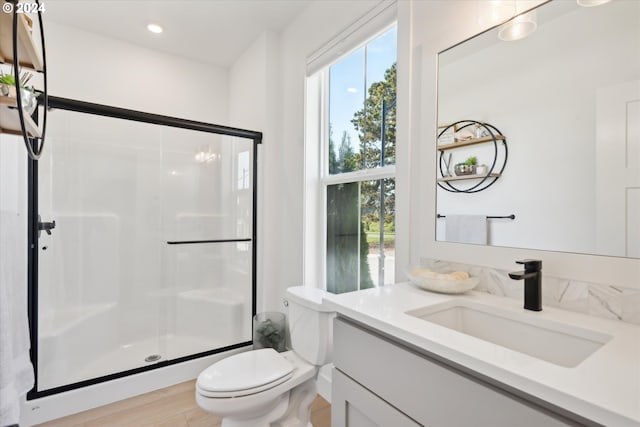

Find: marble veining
[420,258,640,326]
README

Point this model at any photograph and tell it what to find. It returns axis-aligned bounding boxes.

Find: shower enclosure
[27,97,260,396]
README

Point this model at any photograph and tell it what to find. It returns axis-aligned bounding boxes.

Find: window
[237,150,250,190]
[306,24,397,294]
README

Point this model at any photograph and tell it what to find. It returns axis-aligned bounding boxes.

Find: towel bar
[437,214,515,220]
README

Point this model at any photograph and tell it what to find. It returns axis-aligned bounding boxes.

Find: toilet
[195,286,335,427]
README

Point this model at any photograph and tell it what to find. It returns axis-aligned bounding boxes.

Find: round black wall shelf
[436,120,508,193]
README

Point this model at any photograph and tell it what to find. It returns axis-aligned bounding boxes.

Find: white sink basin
[406,300,612,367]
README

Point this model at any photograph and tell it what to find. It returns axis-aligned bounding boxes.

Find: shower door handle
[38,215,56,238]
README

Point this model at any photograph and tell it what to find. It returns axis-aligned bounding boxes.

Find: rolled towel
[410,268,469,281]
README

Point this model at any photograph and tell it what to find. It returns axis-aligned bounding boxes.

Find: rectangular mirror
[436,0,640,258]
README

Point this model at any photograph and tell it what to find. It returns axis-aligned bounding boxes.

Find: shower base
[37,288,249,392]
[39,334,221,390]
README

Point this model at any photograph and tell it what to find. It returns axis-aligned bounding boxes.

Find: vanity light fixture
[576,0,612,7]
[147,23,163,34]
[498,10,537,42]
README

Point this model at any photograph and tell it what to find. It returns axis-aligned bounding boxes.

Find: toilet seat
[197,348,294,398]
[196,350,317,424]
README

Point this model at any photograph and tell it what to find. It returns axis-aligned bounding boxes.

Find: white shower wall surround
[421,258,640,325]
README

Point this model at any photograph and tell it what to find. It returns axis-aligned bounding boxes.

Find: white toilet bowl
[196,350,316,427]
[195,286,334,427]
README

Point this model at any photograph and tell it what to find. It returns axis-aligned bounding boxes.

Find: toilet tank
[284,286,335,366]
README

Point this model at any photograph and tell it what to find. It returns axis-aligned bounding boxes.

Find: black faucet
[508,259,542,311]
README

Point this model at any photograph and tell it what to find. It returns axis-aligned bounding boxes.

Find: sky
[329,26,397,171]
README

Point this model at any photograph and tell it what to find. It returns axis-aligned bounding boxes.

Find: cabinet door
[332,369,422,427]
[334,318,581,427]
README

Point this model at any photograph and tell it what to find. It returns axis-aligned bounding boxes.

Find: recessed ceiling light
[576,0,611,7]
[347,87,358,94]
[147,24,163,34]
[498,10,537,42]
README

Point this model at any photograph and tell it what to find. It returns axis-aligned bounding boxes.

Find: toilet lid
[198,348,294,395]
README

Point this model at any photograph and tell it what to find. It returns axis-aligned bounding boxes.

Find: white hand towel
[445,215,487,244]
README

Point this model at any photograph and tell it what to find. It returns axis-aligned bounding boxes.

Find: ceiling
[43,0,311,68]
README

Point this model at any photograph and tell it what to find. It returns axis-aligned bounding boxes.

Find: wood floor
[36,380,331,427]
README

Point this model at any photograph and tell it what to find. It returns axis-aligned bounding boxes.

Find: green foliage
[326,183,374,294]
[328,125,338,174]
[464,156,478,166]
[365,232,395,244]
[0,74,35,92]
[0,74,16,86]
[351,63,397,169]
[255,318,285,352]
[351,63,397,229]
[367,220,395,233]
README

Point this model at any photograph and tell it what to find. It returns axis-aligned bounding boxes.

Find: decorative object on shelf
[442,152,453,176]
[437,124,455,146]
[473,123,488,138]
[454,156,477,176]
[437,120,508,193]
[475,164,489,175]
[406,266,480,294]
[454,128,474,141]
[0,71,37,114]
[454,164,473,176]
[0,0,48,161]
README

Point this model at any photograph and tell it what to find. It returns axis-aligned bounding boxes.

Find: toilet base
[220,392,289,427]
[272,379,317,427]
[204,379,318,427]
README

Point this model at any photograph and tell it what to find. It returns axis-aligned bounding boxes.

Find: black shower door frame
[26,96,261,399]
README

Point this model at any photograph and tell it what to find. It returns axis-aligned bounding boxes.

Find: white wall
[261,0,382,311]
[45,22,229,121]
[228,30,281,313]
[409,0,640,289]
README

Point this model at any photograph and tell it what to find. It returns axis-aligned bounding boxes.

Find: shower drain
[145,354,162,363]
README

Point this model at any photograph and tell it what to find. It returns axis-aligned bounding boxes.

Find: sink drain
[145,354,162,363]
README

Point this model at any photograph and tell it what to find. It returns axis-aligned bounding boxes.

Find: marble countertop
[323,283,640,426]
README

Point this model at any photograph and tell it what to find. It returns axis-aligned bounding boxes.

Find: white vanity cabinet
[333,369,421,427]
[331,317,586,427]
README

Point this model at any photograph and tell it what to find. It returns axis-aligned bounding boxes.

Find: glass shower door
[160,129,254,360]
[37,111,165,391]
[34,101,257,395]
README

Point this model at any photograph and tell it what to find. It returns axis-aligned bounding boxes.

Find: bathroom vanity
[324,284,640,427]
